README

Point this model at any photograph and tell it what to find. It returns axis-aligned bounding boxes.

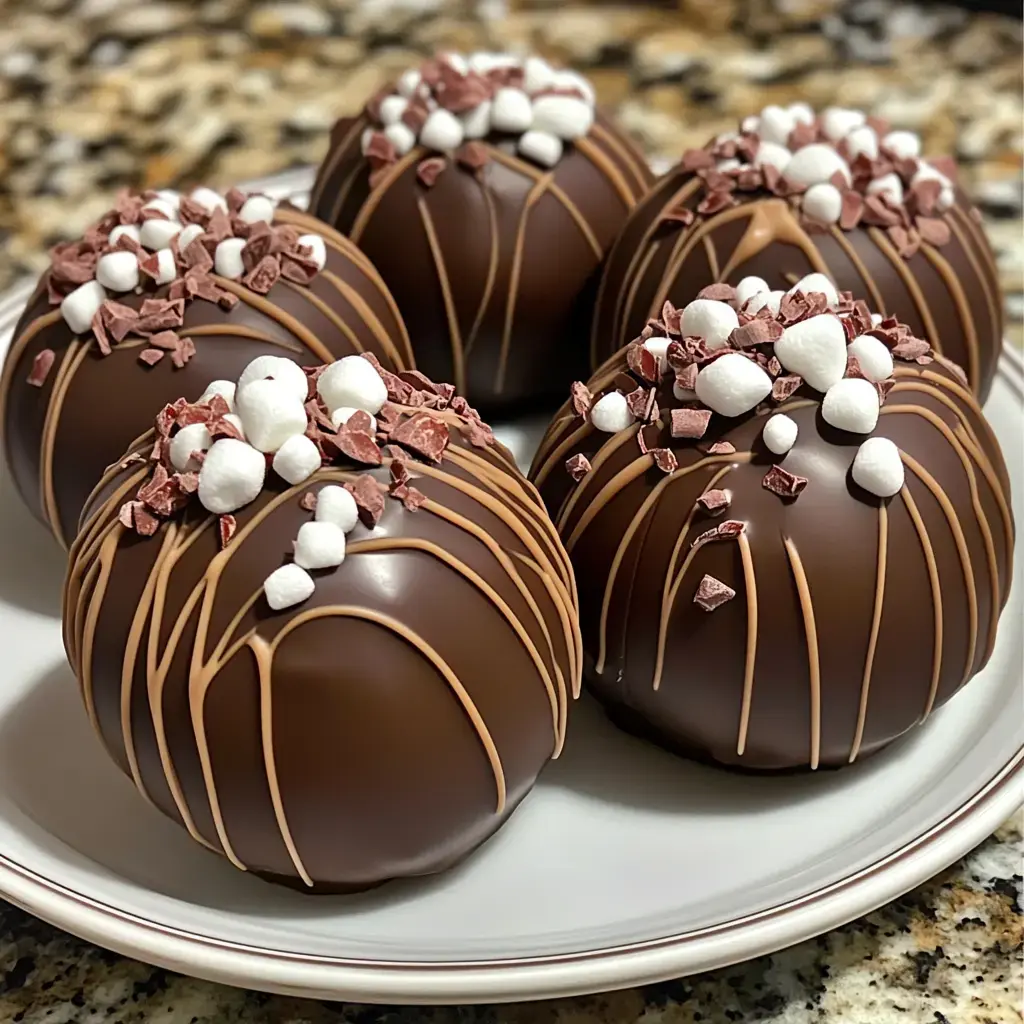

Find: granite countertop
[0,0,1021,1020]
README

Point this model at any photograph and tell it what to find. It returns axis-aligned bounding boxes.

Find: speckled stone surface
[0,1,1021,1020]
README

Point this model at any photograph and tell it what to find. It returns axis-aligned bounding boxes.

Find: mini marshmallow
[590,391,634,433]
[758,105,796,146]
[379,95,409,126]
[870,312,884,326]
[273,433,322,486]
[763,413,798,455]
[524,56,555,94]
[847,335,894,383]
[882,130,921,160]
[784,144,851,188]
[177,223,205,251]
[912,163,955,211]
[821,107,866,140]
[331,406,378,433]
[297,233,327,271]
[681,299,739,351]
[198,438,266,514]
[745,290,785,316]
[518,130,563,168]
[695,353,773,417]
[154,189,180,209]
[788,272,840,309]
[238,194,276,225]
[317,354,387,416]
[200,379,237,411]
[802,182,843,225]
[235,378,308,453]
[384,121,416,157]
[460,100,492,140]
[530,95,593,140]
[169,422,212,472]
[360,127,375,154]
[95,250,140,292]
[642,336,672,373]
[754,141,791,173]
[419,108,464,152]
[153,248,177,285]
[774,313,848,391]
[440,52,468,75]
[788,102,815,125]
[852,436,904,497]
[845,125,879,161]
[190,187,228,214]
[108,223,141,247]
[214,237,246,279]
[741,114,760,133]
[397,68,422,97]
[553,69,595,106]
[223,413,246,439]
[716,158,741,172]
[237,355,309,405]
[61,279,106,334]
[315,484,359,533]
[735,276,769,308]
[672,382,697,401]
[139,217,181,251]
[822,377,880,433]
[264,563,315,611]
[142,199,179,222]
[867,172,904,205]
[490,88,533,133]
[293,520,347,570]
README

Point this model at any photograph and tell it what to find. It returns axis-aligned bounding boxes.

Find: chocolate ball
[591,105,1003,400]
[309,53,653,413]
[533,283,1013,771]
[0,188,412,547]
[64,357,579,891]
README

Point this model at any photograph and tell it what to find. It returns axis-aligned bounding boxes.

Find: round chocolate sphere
[309,52,653,413]
[65,356,579,891]
[1,188,412,547]
[591,104,1003,400]
[533,280,1013,770]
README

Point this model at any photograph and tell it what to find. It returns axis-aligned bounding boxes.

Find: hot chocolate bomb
[1,187,412,546]
[533,278,1013,770]
[310,52,653,412]
[65,354,580,891]
[591,105,1003,399]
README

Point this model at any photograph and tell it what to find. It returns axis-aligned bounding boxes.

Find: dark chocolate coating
[65,424,579,891]
[309,114,653,414]
[591,174,1004,399]
[531,357,1013,771]
[0,210,412,546]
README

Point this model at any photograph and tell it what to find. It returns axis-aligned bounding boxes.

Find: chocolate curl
[417,156,448,188]
[570,381,593,417]
[299,491,318,512]
[345,475,387,528]
[626,342,659,383]
[729,319,783,349]
[138,348,165,366]
[696,488,731,515]
[691,519,746,551]
[650,448,677,474]
[762,464,809,499]
[565,453,591,482]
[671,408,712,439]
[697,283,737,303]
[680,148,715,172]
[704,440,736,455]
[27,348,56,387]
[772,375,803,402]
[694,574,736,611]
[916,216,951,247]
[389,412,450,462]
[839,191,864,230]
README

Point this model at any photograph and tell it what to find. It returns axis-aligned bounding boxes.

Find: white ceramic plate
[0,171,1020,1005]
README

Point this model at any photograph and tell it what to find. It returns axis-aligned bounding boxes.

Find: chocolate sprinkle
[694,574,736,612]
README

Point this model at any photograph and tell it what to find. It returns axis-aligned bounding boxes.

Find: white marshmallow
[200,379,236,411]
[754,141,791,173]
[142,199,179,222]
[60,279,106,334]
[745,290,785,316]
[553,69,595,106]
[681,299,739,351]
[518,130,563,168]
[871,312,884,326]
[189,187,228,214]
[788,102,815,125]
[758,105,796,146]
[468,52,510,75]
[360,127,375,154]
[153,248,177,285]
[397,69,422,98]
[154,189,180,209]
[238,194,276,225]
[384,121,416,157]
[672,382,696,402]
[937,186,955,212]
[139,217,181,251]
[214,237,246,279]
[867,172,904,205]
[784,144,851,187]
[169,422,212,472]
[590,391,634,433]
[95,250,140,292]
[763,413,798,454]
[198,438,266,514]
[490,88,533,133]
[642,337,672,374]
[802,182,844,225]
[223,413,246,440]
[264,563,315,611]
[293,520,346,570]
[524,56,555,94]
[774,313,848,391]
[297,233,327,271]
[735,276,770,308]
[235,378,308,453]
[440,52,468,75]
[913,164,956,211]
[177,223,205,251]
[317,355,387,416]
[821,107,865,140]
[882,129,921,160]
[379,95,408,126]
[237,355,309,406]
[852,436,904,497]
[314,484,359,533]
[460,100,492,140]
[822,377,880,433]
[419,108,464,152]
[273,433,322,485]
[716,158,741,172]
[847,335,894,383]
[788,272,840,309]
[331,406,377,433]
[845,125,878,161]
[695,353,773,417]
[741,114,760,134]
[530,95,593,140]
[108,223,141,247]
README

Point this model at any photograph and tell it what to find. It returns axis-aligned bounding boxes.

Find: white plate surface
[0,171,1020,1004]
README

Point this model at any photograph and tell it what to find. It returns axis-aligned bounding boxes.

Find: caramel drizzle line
[866,228,942,354]
[496,173,553,395]
[575,137,641,211]
[883,403,999,665]
[418,197,467,396]
[590,122,651,198]
[899,451,977,698]
[849,504,887,763]
[734,532,758,756]
[702,234,720,280]
[718,200,833,282]
[464,183,501,358]
[828,227,885,313]
[946,213,1001,373]
[900,484,944,720]
[615,241,661,348]
[180,324,303,353]
[349,148,425,244]
[308,115,369,219]
[280,280,366,356]
[321,269,409,371]
[783,537,821,771]
[919,243,979,391]
[530,416,585,487]
[952,206,1001,294]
